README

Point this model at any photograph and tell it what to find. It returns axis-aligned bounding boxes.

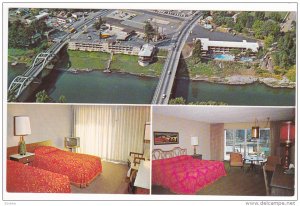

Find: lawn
[67,50,110,69]
[110,54,164,76]
[67,51,164,76]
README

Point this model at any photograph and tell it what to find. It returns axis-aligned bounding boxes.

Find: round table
[244,155,266,171]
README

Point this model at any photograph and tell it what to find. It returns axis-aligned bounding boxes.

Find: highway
[9,9,111,99]
[152,11,202,104]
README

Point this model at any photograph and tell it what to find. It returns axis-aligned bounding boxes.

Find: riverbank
[187,75,295,88]
[177,56,296,89]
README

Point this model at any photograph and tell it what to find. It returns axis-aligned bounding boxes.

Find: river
[8,65,295,105]
[173,79,295,106]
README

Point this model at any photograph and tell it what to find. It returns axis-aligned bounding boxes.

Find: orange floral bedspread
[7,160,71,193]
[32,146,102,187]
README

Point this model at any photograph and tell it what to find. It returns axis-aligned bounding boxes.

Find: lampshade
[191,136,199,146]
[144,122,150,140]
[252,126,260,139]
[280,121,295,143]
[14,116,31,136]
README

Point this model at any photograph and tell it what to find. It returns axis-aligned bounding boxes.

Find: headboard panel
[7,140,53,159]
[152,147,187,160]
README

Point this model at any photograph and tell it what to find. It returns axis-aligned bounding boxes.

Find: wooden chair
[263,165,270,195]
[263,156,281,172]
[229,152,244,171]
[128,152,144,168]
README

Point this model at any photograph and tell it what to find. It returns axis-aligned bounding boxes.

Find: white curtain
[74,105,150,163]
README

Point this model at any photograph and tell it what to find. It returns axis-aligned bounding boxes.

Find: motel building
[196,38,260,57]
[138,44,155,67]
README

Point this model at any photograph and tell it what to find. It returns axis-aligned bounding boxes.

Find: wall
[224,121,270,129]
[152,114,211,159]
[7,104,73,149]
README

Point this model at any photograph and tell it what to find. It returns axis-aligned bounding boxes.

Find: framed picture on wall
[154,132,179,145]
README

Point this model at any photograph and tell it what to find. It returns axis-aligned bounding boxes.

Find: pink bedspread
[152,155,226,194]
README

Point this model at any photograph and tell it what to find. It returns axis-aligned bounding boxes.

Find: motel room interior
[6,104,150,194]
[151,106,295,196]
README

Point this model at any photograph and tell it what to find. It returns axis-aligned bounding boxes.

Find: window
[224,128,270,160]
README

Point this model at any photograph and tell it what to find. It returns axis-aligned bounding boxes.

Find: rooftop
[198,38,259,52]
[138,44,155,57]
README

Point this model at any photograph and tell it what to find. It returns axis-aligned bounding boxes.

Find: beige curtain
[74,105,150,163]
[210,123,225,161]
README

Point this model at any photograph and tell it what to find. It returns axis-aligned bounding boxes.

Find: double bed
[152,147,226,194]
[7,140,102,190]
[7,160,71,193]
[32,146,102,187]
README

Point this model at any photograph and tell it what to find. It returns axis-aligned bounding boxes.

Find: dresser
[270,165,294,196]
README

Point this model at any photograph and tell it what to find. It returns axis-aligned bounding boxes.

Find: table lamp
[14,116,31,155]
[191,136,199,155]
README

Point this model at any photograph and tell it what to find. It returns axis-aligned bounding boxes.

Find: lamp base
[18,136,27,155]
[281,141,292,170]
[193,146,197,155]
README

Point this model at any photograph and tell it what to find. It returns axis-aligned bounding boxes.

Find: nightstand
[10,152,35,165]
[192,154,202,160]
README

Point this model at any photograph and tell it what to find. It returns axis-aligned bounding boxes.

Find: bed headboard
[152,147,187,160]
[7,140,53,158]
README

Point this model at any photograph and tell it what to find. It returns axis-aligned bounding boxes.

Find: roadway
[152,11,202,104]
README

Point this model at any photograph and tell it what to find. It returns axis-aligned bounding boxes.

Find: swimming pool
[213,54,235,61]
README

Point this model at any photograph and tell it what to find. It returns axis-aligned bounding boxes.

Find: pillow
[34,146,58,155]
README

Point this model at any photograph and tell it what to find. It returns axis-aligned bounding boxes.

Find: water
[213,54,235,61]
[8,63,28,86]
[8,62,295,106]
[27,70,158,104]
[240,57,253,62]
[173,79,295,106]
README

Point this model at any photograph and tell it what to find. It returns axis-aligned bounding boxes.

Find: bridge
[8,9,111,101]
[152,11,202,104]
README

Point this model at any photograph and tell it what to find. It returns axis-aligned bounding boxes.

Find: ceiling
[153,106,295,123]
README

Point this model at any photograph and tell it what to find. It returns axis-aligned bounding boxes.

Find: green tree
[58,95,67,103]
[144,21,156,42]
[36,90,51,103]
[252,20,264,39]
[192,40,202,63]
[269,12,282,22]
[169,97,186,105]
[254,12,265,21]
[286,65,296,82]
[93,17,106,31]
[264,34,274,49]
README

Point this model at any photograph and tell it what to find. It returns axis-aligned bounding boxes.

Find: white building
[138,44,155,66]
[197,38,260,56]
[35,12,49,21]
[68,40,140,55]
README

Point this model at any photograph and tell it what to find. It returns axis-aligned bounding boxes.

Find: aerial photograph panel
[8,8,296,105]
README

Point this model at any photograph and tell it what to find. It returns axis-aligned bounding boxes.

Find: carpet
[71,161,129,194]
